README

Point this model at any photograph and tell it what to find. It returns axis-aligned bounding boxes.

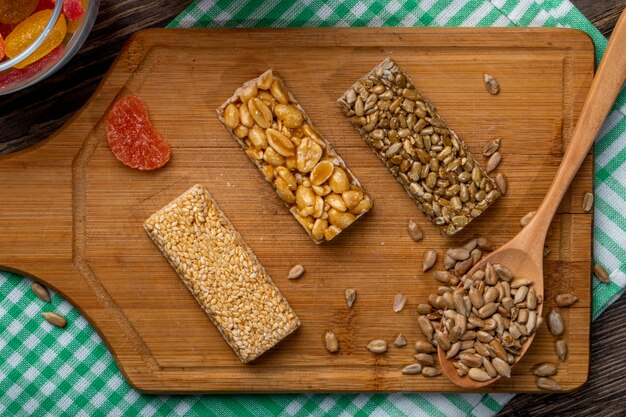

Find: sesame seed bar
[217,70,372,243]
[337,58,500,235]
[144,184,300,364]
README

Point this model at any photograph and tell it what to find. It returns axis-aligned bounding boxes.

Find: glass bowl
[0,0,99,95]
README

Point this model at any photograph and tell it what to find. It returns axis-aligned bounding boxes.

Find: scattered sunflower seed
[31,282,51,302]
[345,288,356,308]
[421,366,442,377]
[531,362,557,377]
[407,220,423,242]
[495,173,507,195]
[367,339,388,354]
[520,211,536,228]
[555,293,578,307]
[548,310,565,336]
[582,192,594,212]
[476,237,495,252]
[415,340,436,353]
[485,151,502,174]
[423,250,437,272]
[42,312,67,328]
[414,353,435,366]
[555,339,568,361]
[393,293,407,312]
[394,334,407,347]
[482,139,501,157]
[483,73,500,95]
[401,363,423,375]
[324,330,339,353]
[593,263,610,283]
[288,264,305,280]
[536,376,562,391]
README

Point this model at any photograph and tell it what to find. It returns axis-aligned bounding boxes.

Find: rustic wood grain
[0,0,622,412]
[0,28,593,393]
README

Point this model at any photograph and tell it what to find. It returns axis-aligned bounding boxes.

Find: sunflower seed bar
[144,184,300,363]
[337,58,500,235]
[217,70,372,243]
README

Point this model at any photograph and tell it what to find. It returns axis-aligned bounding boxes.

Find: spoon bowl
[438,7,626,388]
[438,229,545,388]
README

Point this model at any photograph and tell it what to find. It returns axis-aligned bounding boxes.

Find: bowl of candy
[0,0,99,95]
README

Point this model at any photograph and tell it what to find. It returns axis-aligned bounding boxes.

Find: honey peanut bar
[217,70,372,243]
[337,58,500,235]
[144,184,300,363]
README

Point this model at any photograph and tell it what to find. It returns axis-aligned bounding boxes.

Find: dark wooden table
[1,1,625,415]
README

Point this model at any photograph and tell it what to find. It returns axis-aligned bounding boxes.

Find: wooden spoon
[439,8,626,389]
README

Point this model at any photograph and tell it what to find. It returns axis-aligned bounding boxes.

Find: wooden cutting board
[0,28,594,393]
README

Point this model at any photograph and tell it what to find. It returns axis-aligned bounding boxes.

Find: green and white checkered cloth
[2,1,625,415]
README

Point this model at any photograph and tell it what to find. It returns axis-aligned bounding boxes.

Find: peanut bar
[217,70,372,243]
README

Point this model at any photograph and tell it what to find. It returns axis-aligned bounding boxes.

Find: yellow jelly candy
[5,9,66,69]
[0,0,38,25]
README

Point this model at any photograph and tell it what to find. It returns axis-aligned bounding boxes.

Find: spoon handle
[531,8,626,236]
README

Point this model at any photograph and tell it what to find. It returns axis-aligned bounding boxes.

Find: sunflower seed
[594,263,610,283]
[536,376,562,391]
[548,310,565,336]
[407,220,423,242]
[468,367,492,382]
[444,255,457,269]
[367,339,388,354]
[495,173,507,195]
[394,293,407,312]
[446,341,462,359]
[401,363,423,375]
[325,331,339,353]
[485,151,501,174]
[531,362,557,377]
[556,339,568,361]
[344,289,357,310]
[482,138,501,157]
[447,248,470,261]
[434,271,454,284]
[31,282,51,302]
[520,211,536,228]
[544,246,551,257]
[417,303,432,315]
[583,192,594,212]
[435,331,451,351]
[288,264,305,279]
[415,340,436,353]
[491,357,511,378]
[526,287,537,310]
[421,366,442,377]
[511,278,533,289]
[484,74,500,95]
[476,237,495,252]
[42,312,67,328]
[555,293,578,307]
[394,334,407,347]
[418,316,434,340]
[454,361,470,376]
[483,357,498,378]
[415,353,435,366]
[423,250,437,272]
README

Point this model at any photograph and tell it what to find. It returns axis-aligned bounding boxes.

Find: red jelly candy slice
[62,0,84,21]
[0,33,5,60]
[105,96,171,170]
[0,45,63,88]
